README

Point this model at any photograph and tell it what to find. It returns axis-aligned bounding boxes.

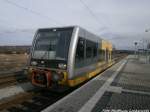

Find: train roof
[37,25,112,44]
[37,26,76,31]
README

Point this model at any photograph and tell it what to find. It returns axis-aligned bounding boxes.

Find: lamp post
[134,42,138,58]
[145,29,150,63]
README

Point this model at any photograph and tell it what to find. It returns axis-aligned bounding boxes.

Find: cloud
[0,0,150,50]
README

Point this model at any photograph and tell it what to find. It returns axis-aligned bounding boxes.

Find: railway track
[0,88,75,112]
[0,92,34,111]
[0,70,28,88]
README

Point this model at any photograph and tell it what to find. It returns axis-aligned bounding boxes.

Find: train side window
[93,43,98,57]
[76,38,85,59]
[86,40,93,58]
[86,40,98,59]
[75,38,85,68]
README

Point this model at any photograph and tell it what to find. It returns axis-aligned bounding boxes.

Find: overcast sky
[0,0,150,50]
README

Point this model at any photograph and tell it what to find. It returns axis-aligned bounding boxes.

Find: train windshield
[32,28,73,60]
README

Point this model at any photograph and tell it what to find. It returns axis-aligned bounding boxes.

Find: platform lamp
[145,29,150,63]
[134,42,138,58]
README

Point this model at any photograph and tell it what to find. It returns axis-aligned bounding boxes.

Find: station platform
[42,55,150,112]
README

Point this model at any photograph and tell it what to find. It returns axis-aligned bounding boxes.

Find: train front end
[28,27,73,89]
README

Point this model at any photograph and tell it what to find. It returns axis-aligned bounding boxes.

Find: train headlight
[58,63,66,69]
[31,61,37,66]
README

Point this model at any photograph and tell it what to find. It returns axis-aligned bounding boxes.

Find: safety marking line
[122,89,150,96]
[78,60,127,112]
[106,86,150,96]
[107,86,122,94]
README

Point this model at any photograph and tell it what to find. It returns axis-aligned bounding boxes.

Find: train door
[105,48,109,62]
[109,51,112,61]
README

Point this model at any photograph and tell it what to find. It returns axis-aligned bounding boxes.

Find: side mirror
[27,47,31,54]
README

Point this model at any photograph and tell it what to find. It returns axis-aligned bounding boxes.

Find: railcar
[27,26,113,90]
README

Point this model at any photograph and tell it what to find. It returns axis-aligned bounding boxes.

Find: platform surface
[42,55,150,112]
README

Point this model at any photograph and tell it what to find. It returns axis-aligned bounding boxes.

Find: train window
[86,40,93,58]
[32,28,73,60]
[75,38,85,68]
[76,38,85,59]
[86,40,98,58]
[76,39,99,68]
[93,43,98,57]
[85,40,99,65]
[56,32,71,59]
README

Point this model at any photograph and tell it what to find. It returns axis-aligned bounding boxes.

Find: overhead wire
[1,0,110,36]
[3,0,64,26]
[0,0,65,35]
[79,0,108,32]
